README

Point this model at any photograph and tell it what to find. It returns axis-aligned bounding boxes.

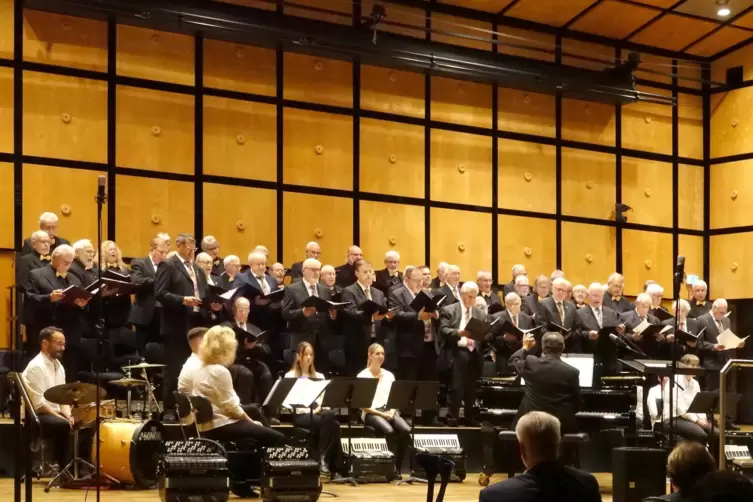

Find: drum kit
[41,362,167,492]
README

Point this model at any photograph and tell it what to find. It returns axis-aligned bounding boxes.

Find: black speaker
[727,66,744,87]
[612,447,667,502]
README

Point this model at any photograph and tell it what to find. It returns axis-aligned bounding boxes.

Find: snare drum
[72,399,116,425]
[95,419,163,488]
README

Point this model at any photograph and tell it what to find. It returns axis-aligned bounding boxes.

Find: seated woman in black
[357,343,410,478]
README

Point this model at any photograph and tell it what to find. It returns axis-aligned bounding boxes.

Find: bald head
[39,212,59,238]
[320,264,335,287]
[305,241,321,259]
[347,246,363,265]
[52,244,75,274]
[587,282,604,307]
[446,265,461,287]
[233,296,250,323]
[302,258,322,283]
[384,250,400,272]
[712,298,728,320]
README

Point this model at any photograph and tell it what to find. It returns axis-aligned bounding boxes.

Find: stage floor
[3,473,642,502]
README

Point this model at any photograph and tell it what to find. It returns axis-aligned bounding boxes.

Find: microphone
[98,174,105,197]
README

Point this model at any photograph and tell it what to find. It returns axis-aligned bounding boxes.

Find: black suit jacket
[619,310,663,359]
[289,261,303,281]
[388,286,439,359]
[478,461,601,502]
[155,255,210,339]
[509,348,582,433]
[688,299,712,319]
[602,295,634,314]
[210,257,225,277]
[335,263,357,288]
[281,280,335,348]
[696,312,732,370]
[68,259,98,287]
[479,290,502,308]
[489,309,533,369]
[522,294,547,320]
[660,317,703,360]
[577,305,621,354]
[429,277,443,290]
[341,283,388,356]
[21,236,70,255]
[235,271,282,332]
[16,252,49,293]
[25,264,86,341]
[432,284,459,307]
[502,280,516,297]
[374,268,403,297]
[539,297,584,353]
[438,302,485,370]
[128,257,160,326]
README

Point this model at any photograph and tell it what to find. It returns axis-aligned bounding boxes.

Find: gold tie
[40,255,51,261]
[557,302,565,323]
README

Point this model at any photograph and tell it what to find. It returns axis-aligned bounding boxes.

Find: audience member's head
[667,441,716,496]
[515,411,561,469]
[691,470,753,502]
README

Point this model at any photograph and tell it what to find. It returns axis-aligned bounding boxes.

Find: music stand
[320,378,379,487]
[387,381,440,486]
[417,453,455,502]
[687,391,742,447]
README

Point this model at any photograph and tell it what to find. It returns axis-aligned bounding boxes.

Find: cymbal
[109,378,148,388]
[121,362,166,370]
[44,382,106,406]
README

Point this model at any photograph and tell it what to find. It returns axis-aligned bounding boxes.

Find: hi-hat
[109,377,148,388]
[44,382,106,406]
[121,362,166,370]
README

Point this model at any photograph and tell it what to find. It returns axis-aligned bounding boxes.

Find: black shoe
[270,418,281,426]
[319,456,331,476]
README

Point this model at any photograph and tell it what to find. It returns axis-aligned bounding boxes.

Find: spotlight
[718,7,731,17]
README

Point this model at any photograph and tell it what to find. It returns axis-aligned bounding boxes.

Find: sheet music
[633,319,650,335]
[561,354,594,388]
[221,287,239,300]
[282,378,331,409]
[718,329,748,350]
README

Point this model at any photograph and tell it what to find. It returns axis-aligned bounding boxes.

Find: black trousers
[664,417,719,458]
[204,418,285,447]
[291,410,342,469]
[134,314,161,356]
[364,413,411,470]
[398,343,438,422]
[37,414,71,468]
[449,349,481,420]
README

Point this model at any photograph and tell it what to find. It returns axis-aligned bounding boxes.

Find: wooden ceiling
[434,0,753,58]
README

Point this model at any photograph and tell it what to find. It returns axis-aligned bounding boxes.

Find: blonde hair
[198,326,237,367]
[680,353,700,367]
[98,240,126,269]
[516,411,561,463]
[367,343,384,367]
[290,342,317,378]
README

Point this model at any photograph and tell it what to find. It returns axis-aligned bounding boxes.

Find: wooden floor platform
[2,473,638,502]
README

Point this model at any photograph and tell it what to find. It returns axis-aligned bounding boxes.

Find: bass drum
[95,419,163,488]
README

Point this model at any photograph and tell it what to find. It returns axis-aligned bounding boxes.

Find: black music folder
[487,302,504,315]
[651,307,674,322]
[410,291,446,313]
[464,317,500,342]
[494,320,544,340]
[359,299,396,317]
[677,326,705,345]
[60,285,93,305]
[232,325,268,345]
[547,322,571,335]
[635,323,672,339]
[301,295,349,312]
[201,284,234,306]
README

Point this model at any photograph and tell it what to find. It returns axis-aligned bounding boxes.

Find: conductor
[509,332,581,433]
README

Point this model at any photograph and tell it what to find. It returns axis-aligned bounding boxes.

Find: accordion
[158,439,229,502]
[341,438,397,482]
[410,434,467,482]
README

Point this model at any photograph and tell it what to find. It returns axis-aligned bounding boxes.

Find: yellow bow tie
[56,272,67,279]
[612,296,621,302]
[538,296,547,301]
[696,301,706,306]
[40,255,51,261]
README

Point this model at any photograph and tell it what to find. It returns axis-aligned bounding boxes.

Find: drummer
[22,326,74,468]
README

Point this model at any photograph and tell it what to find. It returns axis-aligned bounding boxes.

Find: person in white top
[21,326,73,467]
[284,342,342,477]
[190,326,284,447]
[357,343,410,476]
[635,376,665,429]
[662,354,719,459]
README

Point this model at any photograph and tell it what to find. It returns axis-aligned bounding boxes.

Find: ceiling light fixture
[718,7,731,16]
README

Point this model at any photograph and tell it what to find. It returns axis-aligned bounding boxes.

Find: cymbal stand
[44,399,95,493]
[140,368,161,416]
[124,366,133,420]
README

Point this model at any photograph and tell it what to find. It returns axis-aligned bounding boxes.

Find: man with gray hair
[129,236,169,353]
[335,245,363,288]
[602,272,632,314]
[477,270,502,309]
[289,241,321,281]
[689,279,711,319]
[696,298,743,390]
[489,292,534,373]
[539,278,583,353]
[433,264,461,307]
[510,331,581,433]
[619,293,662,359]
[514,274,530,299]
[200,235,224,276]
[374,250,402,296]
[661,299,702,360]
[22,212,70,255]
[439,281,486,426]
[219,255,241,289]
[479,411,600,502]
[522,274,550,319]
[502,264,527,296]
[17,230,52,293]
[429,261,449,290]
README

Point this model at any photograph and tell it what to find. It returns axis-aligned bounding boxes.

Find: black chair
[497,430,589,478]
[108,327,141,368]
[77,338,125,385]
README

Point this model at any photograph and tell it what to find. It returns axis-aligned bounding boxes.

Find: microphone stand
[668,257,685,452]
[94,176,107,502]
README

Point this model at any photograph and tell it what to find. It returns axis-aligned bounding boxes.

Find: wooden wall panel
[116,86,194,174]
[282,193,352,267]
[622,230,672,297]
[710,232,753,300]
[0,0,11,60]
[283,108,352,190]
[360,66,424,119]
[497,215,556,284]
[363,2,425,38]
[621,87,673,155]
[430,130,492,207]
[561,222,616,287]
[203,183,277,261]
[23,72,107,163]
[217,0,274,10]
[561,98,616,147]
[0,163,13,249]
[23,10,107,72]
[621,158,673,228]
[23,164,107,243]
[0,67,11,154]
[115,175,194,258]
[284,0,352,25]
[562,39,616,72]
[431,14,492,51]
[0,251,13,346]
[678,164,703,231]
[360,201,425,269]
[203,96,276,182]
[498,26,554,62]
[711,43,753,84]
[498,139,556,214]
[561,148,615,220]
[203,40,276,96]
[431,208,491,278]
[116,25,194,86]
[360,119,424,199]
[711,88,753,159]
[431,77,492,129]
[498,88,556,138]
[628,51,673,86]
[284,53,352,108]
[679,234,703,283]
[710,159,753,229]
[678,93,703,160]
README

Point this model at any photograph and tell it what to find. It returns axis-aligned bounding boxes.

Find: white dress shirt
[284,371,326,414]
[662,376,701,423]
[303,279,318,297]
[191,364,244,431]
[357,368,395,421]
[635,384,662,423]
[457,304,474,350]
[22,352,69,415]
[177,353,202,395]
